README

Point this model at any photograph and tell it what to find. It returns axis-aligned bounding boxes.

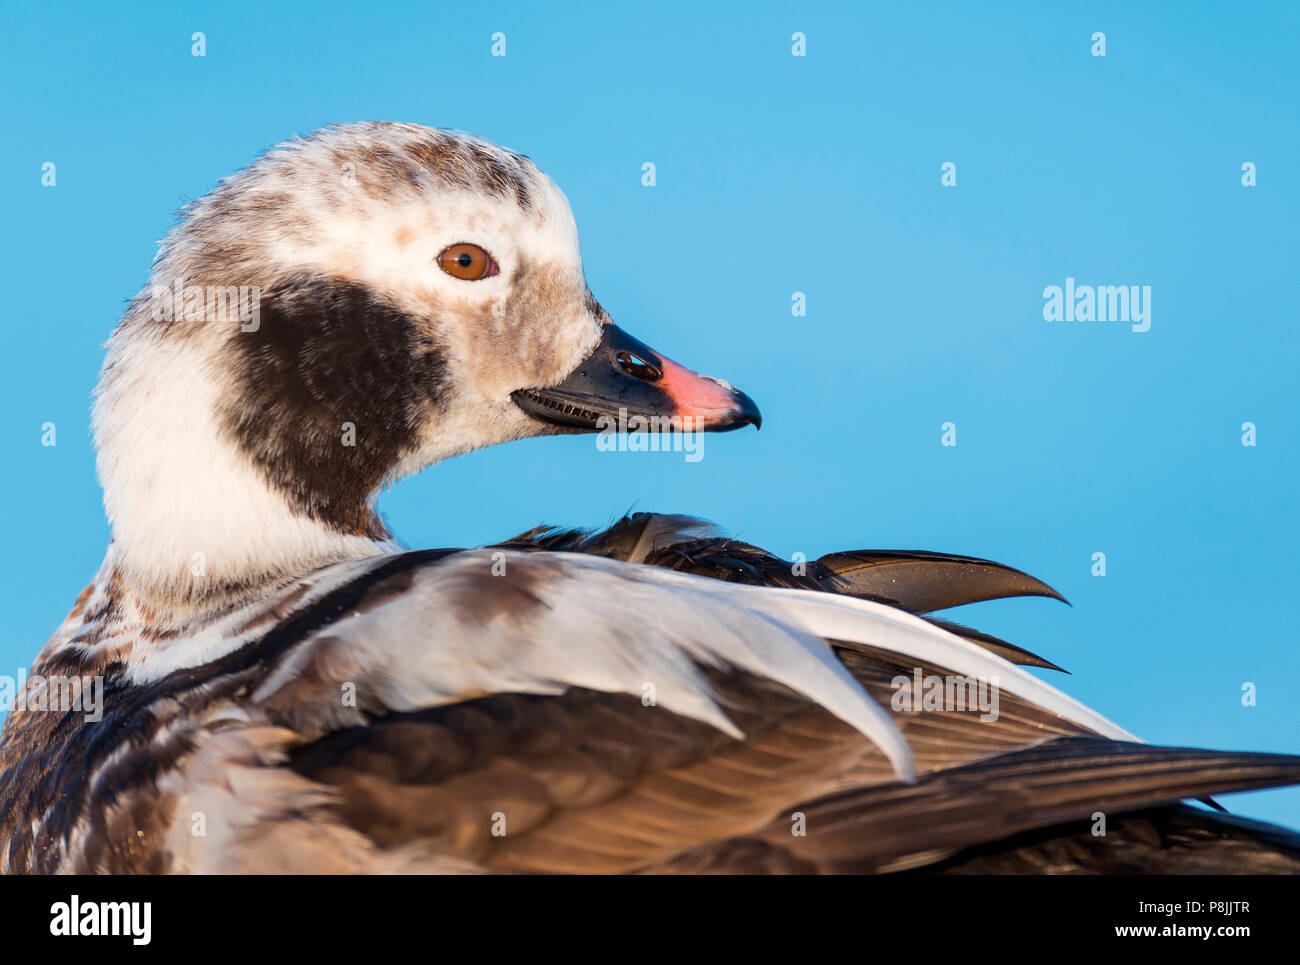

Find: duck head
[93,122,759,609]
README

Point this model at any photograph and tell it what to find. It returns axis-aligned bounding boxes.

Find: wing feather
[164,515,1299,873]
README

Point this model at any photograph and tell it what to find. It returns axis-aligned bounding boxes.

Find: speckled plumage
[4,124,1300,874]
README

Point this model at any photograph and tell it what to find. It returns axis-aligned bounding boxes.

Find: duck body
[3,123,1299,874]
[6,513,1300,874]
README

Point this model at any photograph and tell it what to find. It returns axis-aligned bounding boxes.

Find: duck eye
[437,243,499,281]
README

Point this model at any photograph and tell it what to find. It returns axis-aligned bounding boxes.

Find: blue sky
[3,1,1298,827]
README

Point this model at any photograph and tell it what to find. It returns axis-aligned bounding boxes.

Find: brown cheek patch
[221,275,450,537]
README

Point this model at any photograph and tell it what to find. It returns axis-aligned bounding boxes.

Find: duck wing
[139,514,1297,873]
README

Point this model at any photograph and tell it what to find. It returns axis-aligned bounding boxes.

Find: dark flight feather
[815,549,1068,612]
[915,804,1300,874]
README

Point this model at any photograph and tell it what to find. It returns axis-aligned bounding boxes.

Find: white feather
[233,549,1138,783]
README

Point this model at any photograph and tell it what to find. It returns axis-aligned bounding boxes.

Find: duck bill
[511,324,762,434]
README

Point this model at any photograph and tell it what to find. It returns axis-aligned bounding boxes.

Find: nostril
[615,351,662,382]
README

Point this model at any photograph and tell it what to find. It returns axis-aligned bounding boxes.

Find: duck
[2,121,1298,874]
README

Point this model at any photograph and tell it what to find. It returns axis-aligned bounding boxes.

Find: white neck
[94,328,390,615]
